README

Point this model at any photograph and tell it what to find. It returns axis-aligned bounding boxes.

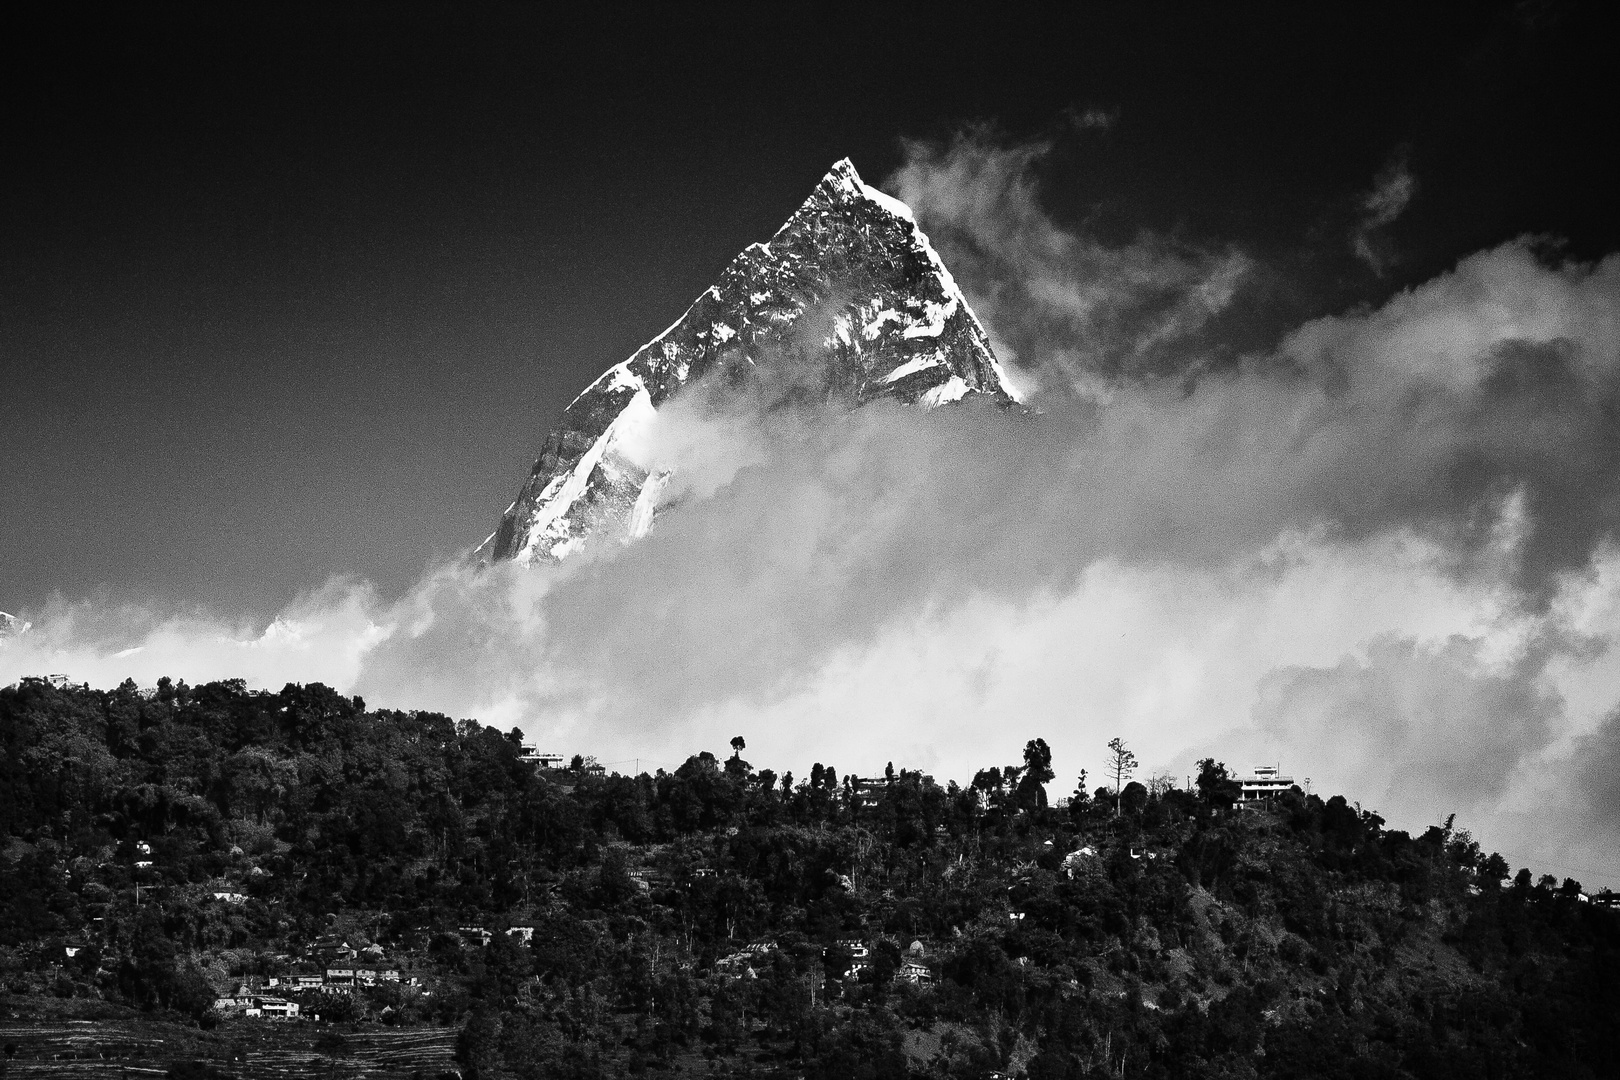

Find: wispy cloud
[1351,154,1418,273]
[886,127,1252,394]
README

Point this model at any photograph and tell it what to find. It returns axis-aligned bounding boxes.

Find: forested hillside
[1,675,1616,1079]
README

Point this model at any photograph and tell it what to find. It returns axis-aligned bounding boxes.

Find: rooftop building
[1239,764,1295,806]
[517,745,567,769]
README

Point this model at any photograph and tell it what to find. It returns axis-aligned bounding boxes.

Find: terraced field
[0,1019,459,1079]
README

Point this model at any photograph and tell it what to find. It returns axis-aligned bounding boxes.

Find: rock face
[480,158,1016,565]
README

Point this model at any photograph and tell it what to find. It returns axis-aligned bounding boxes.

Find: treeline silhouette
[1,675,1616,1079]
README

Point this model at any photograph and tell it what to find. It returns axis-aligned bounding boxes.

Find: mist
[6,132,1620,887]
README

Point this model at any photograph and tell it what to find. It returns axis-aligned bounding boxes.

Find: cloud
[886,127,1252,393]
[7,135,1620,884]
[1352,155,1417,273]
[1060,105,1119,133]
[1572,707,1620,831]
[0,578,386,692]
[1250,633,1560,822]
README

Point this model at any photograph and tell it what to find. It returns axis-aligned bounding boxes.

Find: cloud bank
[7,131,1620,886]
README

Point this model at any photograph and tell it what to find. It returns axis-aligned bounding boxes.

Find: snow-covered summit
[480,159,1015,565]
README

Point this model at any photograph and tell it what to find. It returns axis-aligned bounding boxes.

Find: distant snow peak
[480,158,1016,565]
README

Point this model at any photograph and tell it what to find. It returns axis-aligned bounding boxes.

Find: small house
[258,996,299,1019]
[311,935,357,961]
[897,941,932,984]
[898,958,932,984]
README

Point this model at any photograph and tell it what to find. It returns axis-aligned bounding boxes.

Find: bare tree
[1147,772,1177,799]
[1107,738,1138,818]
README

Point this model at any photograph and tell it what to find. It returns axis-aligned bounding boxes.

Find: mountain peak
[480,159,1015,565]
[818,157,865,199]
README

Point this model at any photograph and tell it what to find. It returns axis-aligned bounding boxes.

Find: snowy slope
[480,158,1016,565]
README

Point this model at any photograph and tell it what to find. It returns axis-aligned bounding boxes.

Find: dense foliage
[2,675,1617,1078]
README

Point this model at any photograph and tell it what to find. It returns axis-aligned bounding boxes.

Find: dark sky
[3,1,1615,616]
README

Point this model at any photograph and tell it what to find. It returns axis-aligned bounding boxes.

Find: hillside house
[831,939,870,978]
[1061,847,1097,877]
[310,935,357,961]
[518,745,567,769]
[214,991,300,1019]
[897,940,933,985]
[211,891,247,904]
[850,776,888,799]
[1238,764,1294,806]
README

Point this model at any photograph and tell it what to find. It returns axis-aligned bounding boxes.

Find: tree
[1106,738,1137,817]
[1015,738,1054,810]
[1195,759,1241,808]
[1069,769,1090,811]
[726,736,750,779]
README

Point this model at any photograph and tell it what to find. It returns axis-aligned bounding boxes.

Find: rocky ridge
[479,158,1016,564]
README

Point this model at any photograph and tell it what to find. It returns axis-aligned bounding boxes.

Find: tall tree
[1106,738,1137,818]
[1015,739,1055,810]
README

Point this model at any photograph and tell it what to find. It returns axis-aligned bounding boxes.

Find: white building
[518,746,567,769]
[214,992,300,1019]
[1238,764,1294,806]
